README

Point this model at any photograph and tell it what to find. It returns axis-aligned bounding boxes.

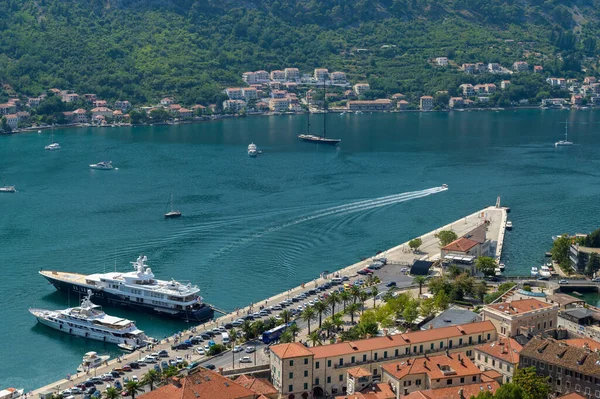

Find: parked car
[224,323,233,329]
[131,375,139,383]
[204,364,216,370]
[121,365,132,372]
[386,281,397,287]
[186,361,202,370]
[176,356,184,364]
[245,346,256,353]
[196,347,206,355]
[233,345,244,353]
[592,277,600,282]
[168,359,177,367]
[357,268,372,275]
[341,276,350,281]
[231,320,244,327]
[239,356,252,363]
[161,361,169,369]
[158,350,169,358]
[191,337,203,344]
[129,362,140,369]
[171,343,191,350]
[559,279,569,284]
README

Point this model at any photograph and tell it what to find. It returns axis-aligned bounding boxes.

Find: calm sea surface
[1,109,600,389]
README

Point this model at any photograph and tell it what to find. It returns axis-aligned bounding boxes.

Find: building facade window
[290,360,294,366]
[304,383,308,390]
[315,378,319,385]
[304,358,308,365]
[289,372,293,379]
[316,361,320,369]
[289,385,293,393]
[327,376,331,383]
[304,371,308,377]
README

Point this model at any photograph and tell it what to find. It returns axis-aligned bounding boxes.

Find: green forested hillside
[0,0,599,105]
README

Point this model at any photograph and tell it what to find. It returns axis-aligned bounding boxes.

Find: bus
[262,322,295,344]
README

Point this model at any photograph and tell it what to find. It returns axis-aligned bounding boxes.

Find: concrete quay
[30,204,507,397]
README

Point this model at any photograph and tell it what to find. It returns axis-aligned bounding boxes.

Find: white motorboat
[90,161,114,170]
[531,266,539,277]
[0,388,24,399]
[0,186,16,193]
[248,143,258,157]
[499,263,505,272]
[77,351,110,372]
[442,184,448,189]
[45,133,61,150]
[506,221,513,230]
[494,267,503,276]
[555,119,573,147]
[539,265,552,278]
[29,290,149,346]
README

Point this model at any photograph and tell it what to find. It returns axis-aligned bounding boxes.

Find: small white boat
[531,266,539,277]
[442,184,448,189]
[90,161,114,170]
[494,267,502,276]
[45,133,61,151]
[539,265,552,277]
[248,143,258,157]
[77,351,110,372]
[499,263,505,272]
[37,130,42,133]
[0,388,24,399]
[555,119,573,147]
[164,192,182,218]
[0,186,16,193]
[506,221,513,230]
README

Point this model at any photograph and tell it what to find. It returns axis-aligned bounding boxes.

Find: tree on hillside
[476,256,497,276]
[408,238,422,251]
[513,366,550,399]
[436,230,458,246]
[149,108,171,122]
[586,253,600,277]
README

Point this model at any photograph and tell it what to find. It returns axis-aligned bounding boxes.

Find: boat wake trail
[209,185,448,259]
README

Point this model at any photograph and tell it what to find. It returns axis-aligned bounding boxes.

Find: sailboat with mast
[555,119,574,147]
[298,79,341,145]
[164,192,182,218]
[45,132,61,151]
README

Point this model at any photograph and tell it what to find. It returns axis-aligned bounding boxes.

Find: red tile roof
[565,338,600,352]
[486,298,554,315]
[404,381,500,399]
[475,338,522,364]
[347,367,371,378]
[559,394,586,399]
[382,352,481,381]
[441,237,479,252]
[234,375,277,396]
[270,321,495,360]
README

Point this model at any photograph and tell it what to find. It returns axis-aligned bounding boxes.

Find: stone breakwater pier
[30,204,508,397]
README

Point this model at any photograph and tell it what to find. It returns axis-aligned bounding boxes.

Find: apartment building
[558,307,600,341]
[459,84,475,97]
[314,68,329,81]
[435,57,449,66]
[330,71,347,84]
[284,68,300,81]
[474,337,523,383]
[226,88,244,100]
[353,83,370,96]
[520,334,600,398]
[270,321,496,398]
[419,96,434,111]
[346,99,392,111]
[223,99,246,112]
[449,97,464,108]
[242,72,258,85]
[481,298,558,337]
[269,98,290,113]
[242,87,258,101]
[270,70,285,81]
[255,70,270,82]
[513,61,529,72]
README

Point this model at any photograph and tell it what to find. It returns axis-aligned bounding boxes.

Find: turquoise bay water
[1,109,600,389]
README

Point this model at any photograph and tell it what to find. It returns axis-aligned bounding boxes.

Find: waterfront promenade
[30,204,507,396]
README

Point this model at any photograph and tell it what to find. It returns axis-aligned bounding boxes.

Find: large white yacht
[248,143,258,157]
[77,351,110,372]
[29,290,149,346]
[0,185,16,193]
[0,388,24,399]
[39,255,214,322]
[90,161,114,170]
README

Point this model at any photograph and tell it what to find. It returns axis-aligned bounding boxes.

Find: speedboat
[118,343,141,352]
[77,351,110,372]
[248,143,258,157]
[90,161,114,170]
[539,265,552,277]
[0,388,24,399]
[29,290,150,346]
[531,266,539,277]
[506,221,513,230]
[442,184,448,189]
[0,186,16,193]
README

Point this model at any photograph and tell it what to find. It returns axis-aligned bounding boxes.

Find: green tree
[585,253,600,277]
[161,366,179,382]
[1,117,11,133]
[551,234,572,267]
[280,309,292,324]
[371,286,379,308]
[436,230,458,246]
[287,323,300,342]
[402,299,419,325]
[142,369,161,391]
[414,276,427,296]
[241,320,254,340]
[307,331,323,346]
[340,290,351,311]
[129,110,148,124]
[301,306,317,334]
[321,319,334,338]
[433,290,450,311]
[208,343,225,356]
[420,297,436,318]
[513,366,550,399]
[345,303,361,324]
[474,281,488,302]
[585,228,600,248]
[149,108,171,122]
[124,380,144,399]
[103,387,121,399]
[476,256,497,276]
[327,291,340,316]
[357,320,379,338]
[279,331,293,343]
[408,238,422,251]
[330,313,344,332]
[313,300,329,328]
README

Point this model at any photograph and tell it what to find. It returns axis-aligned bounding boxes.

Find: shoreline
[4,105,593,136]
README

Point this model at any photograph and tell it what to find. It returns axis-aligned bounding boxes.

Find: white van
[331,277,343,284]
[221,332,230,345]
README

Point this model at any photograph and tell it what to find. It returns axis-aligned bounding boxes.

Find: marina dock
[29,204,508,396]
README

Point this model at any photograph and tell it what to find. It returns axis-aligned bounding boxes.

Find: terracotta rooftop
[403,381,500,399]
[234,375,277,396]
[475,337,522,364]
[334,383,395,399]
[271,321,495,359]
[564,338,600,352]
[441,237,479,252]
[139,369,257,399]
[520,336,600,376]
[347,367,372,378]
[559,393,586,399]
[486,298,555,315]
[270,342,313,359]
[481,369,502,382]
[382,351,481,381]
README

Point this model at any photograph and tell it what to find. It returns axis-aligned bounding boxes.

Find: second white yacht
[77,351,110,372]
[29,290,149,347]
[248,143,258,157]
[90,161,114,170]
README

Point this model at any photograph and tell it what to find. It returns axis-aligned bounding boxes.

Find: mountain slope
[0,0,598,104]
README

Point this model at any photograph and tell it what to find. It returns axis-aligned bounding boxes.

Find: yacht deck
[40,270,88,284]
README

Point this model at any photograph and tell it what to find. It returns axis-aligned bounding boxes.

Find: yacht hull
[41,274,215,323]
[32,313,132,345]
[298,135,341,145]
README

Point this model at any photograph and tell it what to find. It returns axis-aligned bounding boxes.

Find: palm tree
[345,303,361,324]
[313,300,329,328]
[287,322,300,342]
[279,331,293,343]
[327,291,340,315]
[359,291,368,314]
[104,387,120,399]
[340,290,351,311]
[308,331,323,347]
[229,328,238,344]
[161,366,179,383]
[414,276,427,296]
[266,316,278,329]
[124,380,144,399]
[321,319,334,338]
[241,320,254,339]
[280,309,292,324]
[350,286,361,303]
[331,313,344,333]
[251,320,266,338]
[142,369,161,391]
[371,286,379,308]
[301,306,317,335]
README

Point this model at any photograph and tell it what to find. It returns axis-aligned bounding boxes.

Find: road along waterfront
[29,204,507,396]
